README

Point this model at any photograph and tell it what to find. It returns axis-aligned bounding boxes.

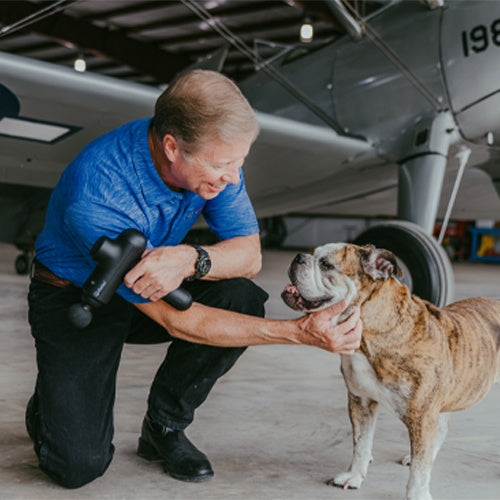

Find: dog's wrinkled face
[282,243,401,313]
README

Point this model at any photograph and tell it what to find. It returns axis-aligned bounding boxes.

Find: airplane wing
[244,112,378,217]
[0,50,376,192]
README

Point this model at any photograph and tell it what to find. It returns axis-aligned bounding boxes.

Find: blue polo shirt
[35,118,259,303]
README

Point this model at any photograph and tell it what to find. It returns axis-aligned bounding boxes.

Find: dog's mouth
[281,283,331,312]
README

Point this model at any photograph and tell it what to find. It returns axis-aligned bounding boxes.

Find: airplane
[0,0,499,309]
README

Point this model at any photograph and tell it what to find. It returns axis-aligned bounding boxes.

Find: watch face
[194,246,211,279]
[198,255,211,275]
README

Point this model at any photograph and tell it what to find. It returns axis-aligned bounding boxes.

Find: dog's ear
[360,244,403,280]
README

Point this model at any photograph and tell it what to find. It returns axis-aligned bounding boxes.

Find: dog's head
[282,243,402,313]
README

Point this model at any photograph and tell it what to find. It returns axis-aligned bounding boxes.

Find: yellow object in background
[477,234,495,257]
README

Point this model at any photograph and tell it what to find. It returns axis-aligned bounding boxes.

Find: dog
[282,242,500,500]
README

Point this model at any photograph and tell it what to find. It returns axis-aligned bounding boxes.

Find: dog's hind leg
[401,412,450,467]
[404,409,445,500]
[431,412,450,462]
[328,393,379,490]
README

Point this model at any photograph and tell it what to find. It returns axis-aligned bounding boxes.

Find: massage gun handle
[163,287,192,311]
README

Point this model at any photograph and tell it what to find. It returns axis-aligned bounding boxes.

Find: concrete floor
[0,243,499,500]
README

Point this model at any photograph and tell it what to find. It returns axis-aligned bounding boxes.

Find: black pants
[27,277,268,488]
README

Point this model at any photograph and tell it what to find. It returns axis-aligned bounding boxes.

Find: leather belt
[32,261,74,288]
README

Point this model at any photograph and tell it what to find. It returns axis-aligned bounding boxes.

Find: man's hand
[296,302,362,355]
[124,245,196,301]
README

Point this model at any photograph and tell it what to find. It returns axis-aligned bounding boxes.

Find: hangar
[0,1,499,498]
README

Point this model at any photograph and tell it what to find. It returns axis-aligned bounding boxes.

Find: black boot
[137,415,214,482]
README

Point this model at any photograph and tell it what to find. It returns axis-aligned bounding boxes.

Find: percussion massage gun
[68,229,192,328]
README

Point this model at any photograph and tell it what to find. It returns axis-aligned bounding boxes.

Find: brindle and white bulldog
[282,243,500,500]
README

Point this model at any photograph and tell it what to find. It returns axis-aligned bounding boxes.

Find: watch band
[186,245,211,281]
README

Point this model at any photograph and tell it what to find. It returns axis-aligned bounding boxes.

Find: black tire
[354,221,454,306]
[15,254,31,275]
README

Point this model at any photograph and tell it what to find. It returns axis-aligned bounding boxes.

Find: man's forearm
[134,298,363,355]
[203,233,261,280]
[136,301,297,347]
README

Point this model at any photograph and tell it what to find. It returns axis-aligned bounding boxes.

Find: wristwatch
[186,245,211,281]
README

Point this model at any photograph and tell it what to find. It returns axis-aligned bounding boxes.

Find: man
[26,69,362,489]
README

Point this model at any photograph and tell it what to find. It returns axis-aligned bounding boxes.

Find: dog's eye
[319,257,334,270]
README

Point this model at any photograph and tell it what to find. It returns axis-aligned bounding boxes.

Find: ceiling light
[74,54,86,72]
[300,19,314,43]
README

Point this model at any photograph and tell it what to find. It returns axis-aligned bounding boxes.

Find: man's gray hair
[153,69,259,156]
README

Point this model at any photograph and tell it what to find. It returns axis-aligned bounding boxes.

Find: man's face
[165,136,252,200]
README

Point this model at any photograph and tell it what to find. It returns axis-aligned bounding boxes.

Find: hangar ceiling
[0,0,384,86]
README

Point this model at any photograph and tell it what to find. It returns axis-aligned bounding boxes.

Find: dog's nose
[293,253,307,265]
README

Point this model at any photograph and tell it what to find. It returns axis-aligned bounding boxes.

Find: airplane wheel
[353,220,454,306]
[15,254,31,275]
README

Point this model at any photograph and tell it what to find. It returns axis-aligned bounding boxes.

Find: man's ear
[162,134,180,163]
[360,244,403,280]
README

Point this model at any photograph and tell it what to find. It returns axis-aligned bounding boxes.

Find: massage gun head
[68,303,93,329]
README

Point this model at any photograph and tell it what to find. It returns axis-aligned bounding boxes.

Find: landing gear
[354,221,454,307]
[15,252,32,275]
[355,113,457,306]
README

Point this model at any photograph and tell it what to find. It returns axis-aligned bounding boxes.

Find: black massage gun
[68,229,193,328]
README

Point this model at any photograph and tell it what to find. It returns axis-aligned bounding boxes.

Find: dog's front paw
[405,491,432,500]
[401,454,411,466]
[327,471,364,490]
